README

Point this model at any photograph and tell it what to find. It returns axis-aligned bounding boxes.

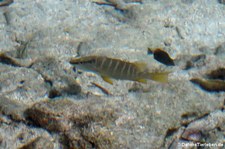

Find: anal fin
[149,72,169,83]
[101,76,113,85]
[135,78,147,84]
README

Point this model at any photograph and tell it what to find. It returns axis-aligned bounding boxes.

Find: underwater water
[0,0,224,148]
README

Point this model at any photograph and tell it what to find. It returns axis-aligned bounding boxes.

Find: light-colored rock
[0,0,225,148]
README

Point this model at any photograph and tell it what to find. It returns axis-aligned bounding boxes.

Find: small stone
[182,129,203,142]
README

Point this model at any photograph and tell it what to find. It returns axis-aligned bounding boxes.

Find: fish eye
[76,60,95,65]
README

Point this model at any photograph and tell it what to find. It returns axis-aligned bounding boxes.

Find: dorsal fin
[134,62,148,72]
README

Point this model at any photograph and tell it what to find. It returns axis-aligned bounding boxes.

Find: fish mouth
[70,57,96,65]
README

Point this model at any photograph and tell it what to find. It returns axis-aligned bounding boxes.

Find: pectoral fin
[134,62,147,72]
[101,76,113,85]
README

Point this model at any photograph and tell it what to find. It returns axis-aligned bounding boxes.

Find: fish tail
[148,72,169,83]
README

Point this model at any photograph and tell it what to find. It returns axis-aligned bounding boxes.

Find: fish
[70,56,169,85]
[0,0,13,7]
[147,48,175,66]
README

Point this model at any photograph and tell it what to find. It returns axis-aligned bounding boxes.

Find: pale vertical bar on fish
[113,60,120,75]
[100,57,106,69]
[121,62,127,76]
[127,64,131,77]
[107,58,113,71]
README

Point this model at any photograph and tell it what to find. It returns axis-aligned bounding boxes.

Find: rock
[25,98,119,148]
[214,43,225,56]
[0,122,54,149]
[174,54,206,70]
[0,0,225,148]
[25,98,117,131]
[181,110,225,145]
[18,137,54,149]
[206,68,225,80]
[0,64,48,104]
[25,99,73,132]
[30,57,81,98]
[0,96,28,121]
[0,134,2,145]
[81,124,116,149]
[164,111,225,148]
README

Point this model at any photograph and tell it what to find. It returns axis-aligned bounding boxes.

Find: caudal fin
[149,72,169,83]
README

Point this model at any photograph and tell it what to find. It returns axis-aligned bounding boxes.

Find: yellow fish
[70,56,169,85]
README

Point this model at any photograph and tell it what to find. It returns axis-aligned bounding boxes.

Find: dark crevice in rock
[93,0,141,23]
[175,26,185,39]
[222,99,225,111]
[214,43,225,55]
[48,88,61,99]
[18,137,54,149]
[3,11,10,25]
[184,54,206,70]
[206,68,225,80]
[180,112,210,127]
[0,53,35,67]
[194,113,210,121]
[190,66,225,92]
[190,78,225,92]
[164,128,178,140]
[19,80,25,84]
[41,75,53,87]
[0,53,22,67]
[58,134,72,149]
[180,112,198,126]
[22,112,46,129]
[93,0,142,11]
[14,41,29,59]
